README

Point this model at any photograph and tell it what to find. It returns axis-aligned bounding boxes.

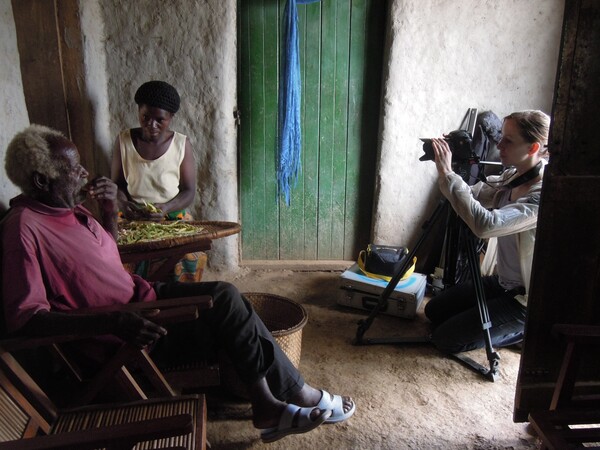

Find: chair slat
[0,388,30,441]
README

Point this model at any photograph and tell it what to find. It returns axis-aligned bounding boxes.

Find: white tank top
[119,129,186,204]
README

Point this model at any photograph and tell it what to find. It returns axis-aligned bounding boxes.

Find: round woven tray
[117,220,241,254]
[219,292,308,398]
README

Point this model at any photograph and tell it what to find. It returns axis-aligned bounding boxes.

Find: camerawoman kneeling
[424,110,550,354]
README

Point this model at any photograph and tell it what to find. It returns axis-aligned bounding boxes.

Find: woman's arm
[111,136,130,205]
[439,171,540,238]
[110,135,137,214]
[432,138,540,239]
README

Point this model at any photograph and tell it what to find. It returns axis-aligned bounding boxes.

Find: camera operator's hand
[432,138,453,177]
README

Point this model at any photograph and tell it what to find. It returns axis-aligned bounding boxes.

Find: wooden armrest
[0,297,212,353]
[0,297,212,352]
[552,324,600,345]
[0,414,193,450]
[150,305,200,325]
[69,295,213,315]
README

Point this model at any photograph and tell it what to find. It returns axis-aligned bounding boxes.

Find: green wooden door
[238,0,386,260]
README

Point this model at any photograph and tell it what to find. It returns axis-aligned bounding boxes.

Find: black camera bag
[358,244,411,280]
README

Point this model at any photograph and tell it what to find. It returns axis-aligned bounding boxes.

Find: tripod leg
[354,200,449,345]
[454,230,500,381]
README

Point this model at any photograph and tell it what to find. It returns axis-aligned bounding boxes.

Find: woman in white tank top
[111,81,205,282]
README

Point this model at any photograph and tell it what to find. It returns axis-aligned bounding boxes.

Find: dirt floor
[201,267,540,449]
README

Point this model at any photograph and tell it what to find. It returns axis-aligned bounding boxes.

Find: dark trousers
[151,281,304,401]
[423,276,526,354]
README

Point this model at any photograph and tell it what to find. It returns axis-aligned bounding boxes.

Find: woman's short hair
[134,80,180,114]
[5,124,64,196]
[504,110,550,146]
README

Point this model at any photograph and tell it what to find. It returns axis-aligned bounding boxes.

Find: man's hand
[86,176,118,213]
[432,138,454,177]
[112,311,168,348]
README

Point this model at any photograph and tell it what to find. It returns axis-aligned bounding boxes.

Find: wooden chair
[0,344,207,449]
[69,295,221,401]
[528,324,600,449]
[2,296,215,408]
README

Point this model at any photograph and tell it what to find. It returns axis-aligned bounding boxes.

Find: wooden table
[118,221,241,282]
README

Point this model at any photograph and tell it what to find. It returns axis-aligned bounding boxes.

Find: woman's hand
[122,201,163,221]
[432,138,454,177]
[149,203,169,221]
[122,201,143,220]
[146,211,165,222]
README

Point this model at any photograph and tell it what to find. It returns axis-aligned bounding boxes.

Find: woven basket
[247,292,308,367]
[219,292,308,398]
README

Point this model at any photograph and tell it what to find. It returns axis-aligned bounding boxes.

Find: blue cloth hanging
[277,0,321,206]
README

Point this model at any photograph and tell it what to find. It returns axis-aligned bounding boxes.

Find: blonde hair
[504,110,550,146]
[5,125,65,196]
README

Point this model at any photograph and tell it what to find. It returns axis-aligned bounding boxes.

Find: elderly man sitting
[1,124,355,443]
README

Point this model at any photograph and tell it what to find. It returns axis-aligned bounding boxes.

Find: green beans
[118,221,203,245]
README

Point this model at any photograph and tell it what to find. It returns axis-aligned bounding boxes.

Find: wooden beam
[12,0,69,134]
[12,0,98,201]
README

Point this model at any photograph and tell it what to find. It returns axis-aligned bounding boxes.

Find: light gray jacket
[437,163,545,306]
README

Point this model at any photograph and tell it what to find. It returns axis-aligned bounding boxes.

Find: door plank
[242,1,278,259]
[300,3,323,259]
[262,1,281,259]
[316,1,339,259]
[330,0,351,259]
[345,0,370,260]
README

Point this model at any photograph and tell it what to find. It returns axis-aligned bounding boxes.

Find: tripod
[353,198,501,382]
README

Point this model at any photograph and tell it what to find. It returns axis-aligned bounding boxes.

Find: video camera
[419,129,478,164]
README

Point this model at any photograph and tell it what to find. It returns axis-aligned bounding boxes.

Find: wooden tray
[117,220,241,254]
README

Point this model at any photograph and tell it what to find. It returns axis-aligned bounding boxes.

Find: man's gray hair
[5,124,65,196]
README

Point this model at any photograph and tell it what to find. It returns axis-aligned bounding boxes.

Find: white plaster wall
[97,0,239,268]
[0,0,29,211]
[374,0,564,247]
[79,0,112,177]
